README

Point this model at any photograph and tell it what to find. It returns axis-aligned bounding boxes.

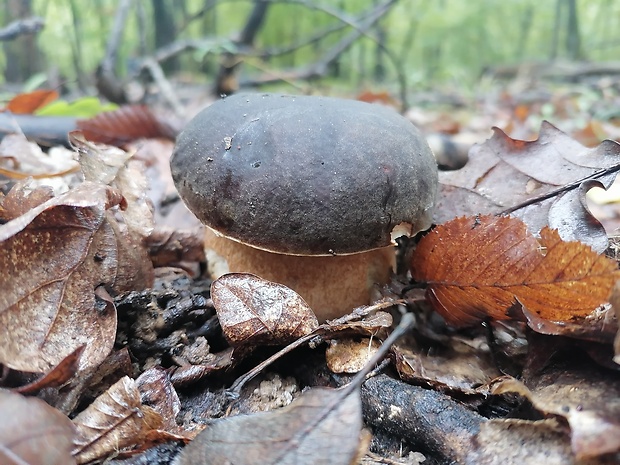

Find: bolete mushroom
[170,93,437,321]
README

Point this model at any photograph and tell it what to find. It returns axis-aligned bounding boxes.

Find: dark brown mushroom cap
[171,93,438,255]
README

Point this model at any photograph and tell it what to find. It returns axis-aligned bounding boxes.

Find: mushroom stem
[204,228,395,321]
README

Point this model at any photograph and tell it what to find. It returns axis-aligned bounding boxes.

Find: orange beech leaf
[5,89,59,114]
[410,215,620,327]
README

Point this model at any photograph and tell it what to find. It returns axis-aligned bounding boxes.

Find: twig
[498,160,620,216]
[0,17,44,41]
[227,299,407,396]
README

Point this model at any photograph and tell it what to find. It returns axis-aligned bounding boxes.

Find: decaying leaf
[0,183,121,373]
[435,122,620,252]
[326,338,380,374]
[609,281,620,365]
[394,337,501,394]
[0,389,76,465]
[15,345,85,395]
[491,366,620,459]
[211,273,319,346]
[174,387,363,465]
[410,215,620,327]
[136,368,182,435]
[467,418,581,465]
[0,132,79,181]
[72,376,164,464]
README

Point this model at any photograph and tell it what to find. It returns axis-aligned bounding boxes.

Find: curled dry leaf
[72,376,164,464]
[467,418,579,465]
[136,367,182,435]
[0,183,122,373]
[15,345,85,395]
[0,389,76,465]
[174,387,363,465]
[410,215,620,327]
[609,280,620,365]
[0,132,79,180]
[211,273,319,346]
[326,338,380,374]
[435,122,620,252]
[491,369,620,459]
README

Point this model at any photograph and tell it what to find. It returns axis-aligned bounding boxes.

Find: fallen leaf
[326,338,380,374]
[211,273,319,346]
[394,337,501,394]
[0,183,121,372]
[173,387,363,465]
[76,105,176,147]
[5,89,59,114]
[0,132,79,180]
[491,363,620,459]
[609,280,620,365]
[14,345,85,395]
[435,122,620,252]
[136,368,182,434]
[467,418,579,465]
[410,215,620,327]
[0,180,54,220]
[72,376,163,464]
[0,389,76,465]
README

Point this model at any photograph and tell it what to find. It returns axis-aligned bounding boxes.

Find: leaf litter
[1,101,620,464]
[435,121,620,252]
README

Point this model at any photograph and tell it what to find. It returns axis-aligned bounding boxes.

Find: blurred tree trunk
[152,0,179,72]
[68,0,88,92]
[565,0,582,60]
[214,0,269,95]
[515,4,533,61]
[550,0,582,61]
[2,0,43,83]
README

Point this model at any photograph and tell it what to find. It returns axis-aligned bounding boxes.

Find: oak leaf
[435,122,620,252]
[410,215,620,327]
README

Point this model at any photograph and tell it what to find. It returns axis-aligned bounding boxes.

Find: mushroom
[170,93,437,321]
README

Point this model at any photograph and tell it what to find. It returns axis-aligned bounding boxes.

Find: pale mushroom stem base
[204,228,395,321]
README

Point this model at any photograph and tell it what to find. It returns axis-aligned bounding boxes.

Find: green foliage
[35,97,117,118]
[1,0,620,92]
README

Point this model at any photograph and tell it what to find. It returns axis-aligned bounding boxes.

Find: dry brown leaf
[72,376,163,464]
[0,181,54,220]
[136,367,182,435]
[0,132,79,180]
[0,183,122,373]
[467,418,580,465]
[76,105,176,146]
[325,338,380,374]
[5,89,59,114]
[211,273,319,346]
[14,345,85,395]
[435,122,620,252]
[0,389,76,465]
[491,369,620,459]
[610,281,620,365]
[174,387,363,465]
[394,338,501,394]
[410,215,620,327]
